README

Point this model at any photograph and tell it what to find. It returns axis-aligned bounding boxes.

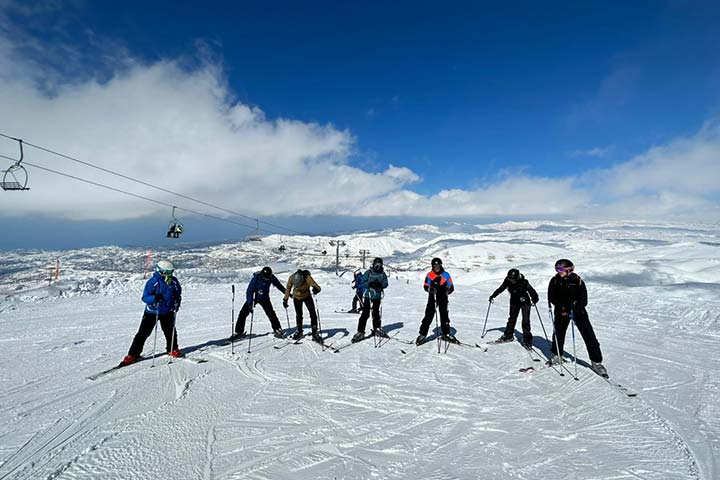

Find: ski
[274,335,305,349]
[310,336,340,352]
[87,363,128,380]
[334,310,360,314]
[169,355,208,365]
[519,366,535,373]
[332,335,373,353]
[602,378,638,397]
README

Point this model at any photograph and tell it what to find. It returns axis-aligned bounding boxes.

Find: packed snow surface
[1,221,718,479]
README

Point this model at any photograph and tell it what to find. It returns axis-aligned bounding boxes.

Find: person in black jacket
[234,266,287,339]
[547,259,608,378]
[489,268,539,347]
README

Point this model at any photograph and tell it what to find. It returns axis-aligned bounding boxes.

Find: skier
[349,269,364,313]
[283,269,322,341]
[416,257,456,345]
[121,260,182,365]
[489,268,539,348]
[547,259,608,378]
[352,257,389,342]
[234,266,287,339]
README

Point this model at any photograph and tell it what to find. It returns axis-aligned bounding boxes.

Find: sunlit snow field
[0,221,718,479]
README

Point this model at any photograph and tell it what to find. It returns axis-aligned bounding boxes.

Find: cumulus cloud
[0,15,718,224]
[587,122,720,198]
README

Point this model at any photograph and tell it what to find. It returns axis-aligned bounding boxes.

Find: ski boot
[273,329,285,339]
[441,334,459,344]
[120,354,139,366]
[521,337,533,350]
[415,334,426,346]
[168,349,183,358]
[546,354,562,366]
[292,329,304,340]
[496,334,514,343]
[372,328,389,338]
[591,361,609,378]
[351,331,365,343]
[231,331,246,341]
[311,329,323,344]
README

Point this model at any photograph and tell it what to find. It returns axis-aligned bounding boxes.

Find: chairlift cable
[0,132,305,235]
[0,155,264,231]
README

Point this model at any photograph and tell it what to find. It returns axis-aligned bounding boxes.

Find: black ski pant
[351,293,364,311]
[293,296,318,330]
[357,298,382,332]
[128,311,178,357]
[503,304,532,343]
[419,293,450,336]
[549,306,602,363]
[235,299,282,335]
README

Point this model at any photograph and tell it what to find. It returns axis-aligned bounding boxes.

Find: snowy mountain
[1,220,718,479]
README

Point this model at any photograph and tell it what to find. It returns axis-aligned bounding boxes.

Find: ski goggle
[555,265,573,273]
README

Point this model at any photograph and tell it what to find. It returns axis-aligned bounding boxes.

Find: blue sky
[1,1,719,249]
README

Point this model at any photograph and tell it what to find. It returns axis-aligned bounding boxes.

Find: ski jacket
[351,272,363,294]
[423,268,454,296]
[547,273,587,312]
[361,268,388,300]
[142,271,182,315]
[246,271,286,304]
[491,275,539,306]
[284,270,321,301]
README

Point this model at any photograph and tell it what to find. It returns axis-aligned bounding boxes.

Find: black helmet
[261,266,273,279]
[554,259,574,273]
[507,268,520,282]
[431,257,443,268]
[372,257,383,271]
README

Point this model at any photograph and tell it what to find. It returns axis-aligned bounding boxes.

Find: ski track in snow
[0,221,718,479]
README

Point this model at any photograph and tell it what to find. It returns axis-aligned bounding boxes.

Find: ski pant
[128,311,178,357]
[549,306,603,363]
[503,304,532,343]
[235,299,282,335]
[357,298,382,332]
[351,292,364,311]
[293,296,318,331]
[419,293,450,336]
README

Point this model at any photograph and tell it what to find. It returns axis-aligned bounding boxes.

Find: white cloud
[569,146,612,158]
[0,24,719,224]
[587,122,720,198]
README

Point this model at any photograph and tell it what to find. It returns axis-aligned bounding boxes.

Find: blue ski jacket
[142,271,182,315]
[246,271,286,304]
[361,268,388,300]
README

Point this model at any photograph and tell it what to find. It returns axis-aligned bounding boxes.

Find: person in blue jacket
[234,266,287,339]
[349,269,364,313]
[121,259,182,365]
[352,258,389,342]
[416,257,457,345]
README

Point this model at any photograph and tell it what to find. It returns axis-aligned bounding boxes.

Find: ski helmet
[507,268,520,282]
[261,266,273,280]
[431,257,443,268]
[156,260,175,275]
[554,259,574,273]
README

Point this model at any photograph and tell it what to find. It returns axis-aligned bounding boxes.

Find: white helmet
[156,260,175,274]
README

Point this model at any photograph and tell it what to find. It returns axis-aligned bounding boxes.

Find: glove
[446,285,454,294]
[428,286,437,295]
[531,298,539,306]
[154,293,164,303]
[174,298,181,312]
[283,299,289,309]
[312,286,320,295]
[488,296,494,303]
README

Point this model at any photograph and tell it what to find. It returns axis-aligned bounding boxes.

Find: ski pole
[169,311,178,362]
[533,303,550,344]
[481,300,492,338]
[434,293,441,354]
[549,306,565,376]
[284,304,291,330]
[247,305,255,354]
[570,309,579,381]
[315,294,324,351]
[151,310,159,367]
[231,285,235,355]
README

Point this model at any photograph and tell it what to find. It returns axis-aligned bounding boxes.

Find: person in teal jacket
[352,258,389,342]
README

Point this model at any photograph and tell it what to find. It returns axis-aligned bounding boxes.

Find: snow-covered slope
[0,221,718,479]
